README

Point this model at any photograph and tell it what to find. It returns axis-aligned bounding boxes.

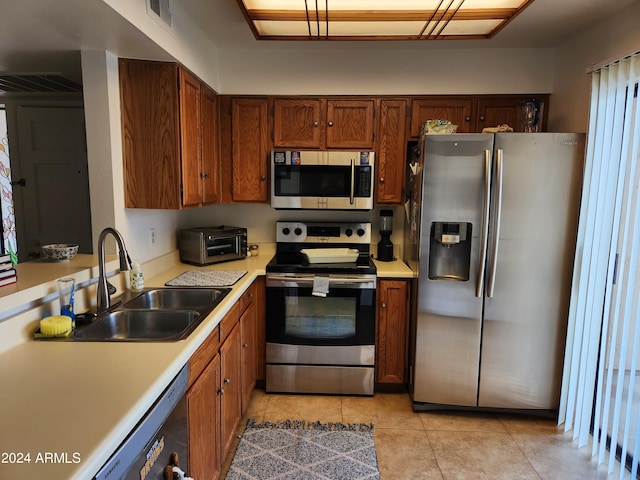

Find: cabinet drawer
[219,301,240,345]
[188,325,219,388]
[239,281,256,314]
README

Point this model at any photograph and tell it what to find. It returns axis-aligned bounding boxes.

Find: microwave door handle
[350,158,355,205]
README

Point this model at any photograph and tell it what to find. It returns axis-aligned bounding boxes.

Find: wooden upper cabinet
[179,69,203,207]
[409,97,474,137]
[272,98,375,150]
[120,60,181,209]
[230,98,269,203]
[201,86,220,204]
[119,59,219,209]
[375,99,407,205]
[273,99,322,148]
[326,99,375,149]
[476,95,548,133]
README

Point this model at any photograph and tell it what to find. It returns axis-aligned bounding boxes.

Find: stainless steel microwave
[179,226,247,266]
[270,150,375,210]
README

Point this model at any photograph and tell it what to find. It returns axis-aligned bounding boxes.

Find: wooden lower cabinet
[187,354,221,480]
[220,322,243,458]
[186,277,264,479]
[376,279,409,385]
[240,299,257,412]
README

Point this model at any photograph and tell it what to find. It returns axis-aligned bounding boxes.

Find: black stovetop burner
[266,244,376,275]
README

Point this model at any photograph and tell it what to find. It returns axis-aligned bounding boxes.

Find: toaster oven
[179,226,247,266]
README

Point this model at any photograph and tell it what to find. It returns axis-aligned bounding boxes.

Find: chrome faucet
[96,227,132,314]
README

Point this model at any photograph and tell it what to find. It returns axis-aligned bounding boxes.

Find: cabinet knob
[224,377,231,384]
[248,293,254,298]
[465,116,471,122]
[201,172,210,179]
[381,303,387,308]
[218,388,225,395]
[243,343,249,349]
[328,121,334,127]
[479,115,485,121]
[313,121,319,127]
[260,175,267,181]
[379,177,385,183]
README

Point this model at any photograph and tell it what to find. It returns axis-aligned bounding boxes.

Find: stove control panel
[276,221,371,244]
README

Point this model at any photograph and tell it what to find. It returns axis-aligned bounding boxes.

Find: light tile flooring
[223,389,632,480]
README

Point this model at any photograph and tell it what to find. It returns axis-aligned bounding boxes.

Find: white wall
[102,0,221,90]
[217,45,555,95]
[549,0,640,132]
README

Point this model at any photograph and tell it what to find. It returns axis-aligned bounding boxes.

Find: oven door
[266,273,375,345]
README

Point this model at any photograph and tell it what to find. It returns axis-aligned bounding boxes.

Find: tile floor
[223,389,633,480]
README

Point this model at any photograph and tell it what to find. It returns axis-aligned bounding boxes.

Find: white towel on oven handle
[312,276,330,297]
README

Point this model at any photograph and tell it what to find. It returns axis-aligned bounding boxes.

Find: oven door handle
[350,158,355,205]
[266,274,376,289]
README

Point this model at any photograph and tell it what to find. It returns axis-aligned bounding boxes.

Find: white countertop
[0,246,413,479]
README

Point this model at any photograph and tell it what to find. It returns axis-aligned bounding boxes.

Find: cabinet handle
[243,343,249,348]
[465,116,471,122]
[328,121,334,127]
[224,377,231,384]
[260,175,266,181]
[381,303,387,308]
[313,121,319,127]
[379,177,385,183]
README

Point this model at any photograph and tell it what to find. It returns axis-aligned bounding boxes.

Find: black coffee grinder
[377,209,395,261]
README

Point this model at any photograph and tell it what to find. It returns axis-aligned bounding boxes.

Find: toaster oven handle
[350,158,355,205]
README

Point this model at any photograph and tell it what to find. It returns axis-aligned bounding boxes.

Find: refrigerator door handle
[476,149,491,298]
[487,148,504,298]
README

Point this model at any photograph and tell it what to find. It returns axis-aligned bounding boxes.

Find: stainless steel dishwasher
[94,365,189,480]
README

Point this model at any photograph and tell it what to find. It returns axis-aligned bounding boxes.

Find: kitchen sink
[73,309,200,341]
[123,288,228,310]
[68,287,231,342]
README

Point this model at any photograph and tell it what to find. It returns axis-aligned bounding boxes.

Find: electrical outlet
[149,228,156,247]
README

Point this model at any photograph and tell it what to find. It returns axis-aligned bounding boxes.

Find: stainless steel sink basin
[68,287,232,342]
[73,310,200,341]
[123,288,228,310]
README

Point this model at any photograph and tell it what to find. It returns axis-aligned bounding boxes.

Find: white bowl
[41,244,79,262]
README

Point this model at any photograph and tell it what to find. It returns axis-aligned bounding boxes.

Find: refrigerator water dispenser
[428,222,472,281]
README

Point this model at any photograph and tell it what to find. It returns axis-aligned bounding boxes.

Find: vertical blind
[559,52,640,478]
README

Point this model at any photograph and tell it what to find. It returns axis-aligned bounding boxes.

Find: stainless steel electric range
[265,221,377,396]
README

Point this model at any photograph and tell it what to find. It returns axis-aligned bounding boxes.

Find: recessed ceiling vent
[0,74,82,93]
[148,0,172,28]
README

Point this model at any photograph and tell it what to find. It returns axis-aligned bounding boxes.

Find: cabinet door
[326,99,375,149]
[187,355,221,480]
[476,95,548,133]
[119,59,181,209]
[255,276,266,382]
[231,98,269,202]
[179,69,203,207]
[240,300,257,412]
[220,323,242,457]
[376,99,407,205]
[273,98,322,148]
[376,280,409,384]
[201,86,219,204]
[409,97,474,137]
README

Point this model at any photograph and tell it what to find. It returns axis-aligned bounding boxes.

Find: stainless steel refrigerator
[404,133,585,411]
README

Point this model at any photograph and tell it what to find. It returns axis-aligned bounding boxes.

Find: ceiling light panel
[237,0,535,40]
